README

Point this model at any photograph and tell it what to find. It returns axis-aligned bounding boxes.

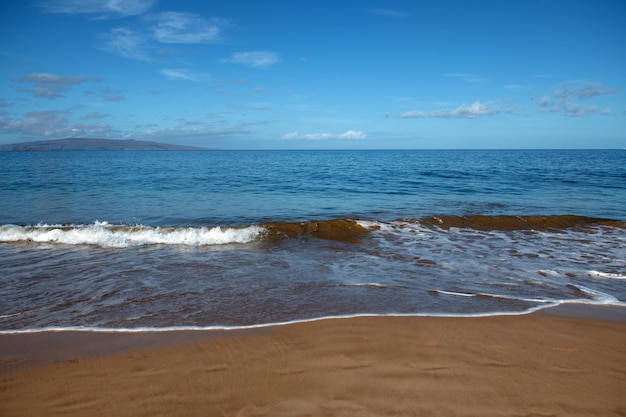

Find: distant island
[0,138,210,151]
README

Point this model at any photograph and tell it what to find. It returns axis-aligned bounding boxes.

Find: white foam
[588,270,626,280]
[3,302,626,335]
[356,220,393,232]
[573,285,623,304]
[0,309,555,335]
[433,287,626,308]
[435,290,476,297]
[537,269,561,277]
[434,289,554,304]
[0,222,265,248]
[342,282,388,288]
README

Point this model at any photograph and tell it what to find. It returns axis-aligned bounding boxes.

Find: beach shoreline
[1,305,625,416]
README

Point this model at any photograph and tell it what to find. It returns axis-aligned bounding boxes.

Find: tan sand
[1,310,625,416]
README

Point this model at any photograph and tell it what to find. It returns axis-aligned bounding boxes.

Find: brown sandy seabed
[1,306,625,417]
[73,215,624,243]
[261,215,626,242]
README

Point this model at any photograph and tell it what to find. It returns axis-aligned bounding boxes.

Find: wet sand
[1,307,625,416]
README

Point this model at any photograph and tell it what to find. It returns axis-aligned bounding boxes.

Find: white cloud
[561,104,599,117]
[129,125,252,142]
[281,130,367,140]
[12,73,89,99]
[555,82,618,100]
[161,68,212,82]
[0,109,273,143]
[125,114,278,143]
[0,110,113,138]
[149,12,226,44]
[41,0,155,17]
[99,28,150,61]
[400,101,499,119]
[99,13,229,61]
[535,82,618,117]
[222,51,279,69]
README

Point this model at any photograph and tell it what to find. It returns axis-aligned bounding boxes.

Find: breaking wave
[0,215,624,248]
[0,222,265,248]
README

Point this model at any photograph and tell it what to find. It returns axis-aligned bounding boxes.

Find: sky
[0,0,625,149]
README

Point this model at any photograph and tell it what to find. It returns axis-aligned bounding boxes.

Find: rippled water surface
[1,150,625,330]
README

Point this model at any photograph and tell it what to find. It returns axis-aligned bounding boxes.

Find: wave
[0,222,265,248]
[0,219,371,248]
[1,215,623,248]
[401,214,625,231]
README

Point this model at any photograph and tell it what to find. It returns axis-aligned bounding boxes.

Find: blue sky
[1,0,625,149]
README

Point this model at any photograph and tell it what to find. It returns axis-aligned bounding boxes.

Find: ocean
[1,149,625,332]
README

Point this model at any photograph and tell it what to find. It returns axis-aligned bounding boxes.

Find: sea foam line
[0,310,551,334]
[4,300,626,335]
[434,285,624,306]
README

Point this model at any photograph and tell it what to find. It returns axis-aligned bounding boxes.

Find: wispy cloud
[227,103,272,111]
[534,82,618,117]
[536,99,598,117]
[161,68,212,82]
[400,101,499,119]
[12,73,89,99]
[221,51,279,69]
[99,28,151,61]
[443,73,486,84]
[537,96,552,108]
[85,88,126,102]
[128,123,254,142]
[103,90,126,102]
[281,130,367,140]
[0,110,113,138]
[148,12,227,44]
[41,0,155,18]
[81,112,109,120]
[368,7,409,18]
[98,13,229,62]
[504,84,529,92]
[122,112,278,144]
[554,82,618,101]
[248,103,271,111]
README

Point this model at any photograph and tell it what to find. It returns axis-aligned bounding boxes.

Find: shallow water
[1,150,625,331]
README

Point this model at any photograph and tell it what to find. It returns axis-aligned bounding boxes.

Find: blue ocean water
[0,149,625,331]
[1,149,625,226]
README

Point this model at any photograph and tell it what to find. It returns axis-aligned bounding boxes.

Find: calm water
[1,150,625,331]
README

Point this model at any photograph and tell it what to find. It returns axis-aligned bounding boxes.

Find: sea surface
[1,149,625,332]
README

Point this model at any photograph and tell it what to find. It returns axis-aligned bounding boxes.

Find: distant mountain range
[0,138,209,151]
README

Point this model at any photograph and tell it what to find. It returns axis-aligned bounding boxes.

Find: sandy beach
[1,307,625,417]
